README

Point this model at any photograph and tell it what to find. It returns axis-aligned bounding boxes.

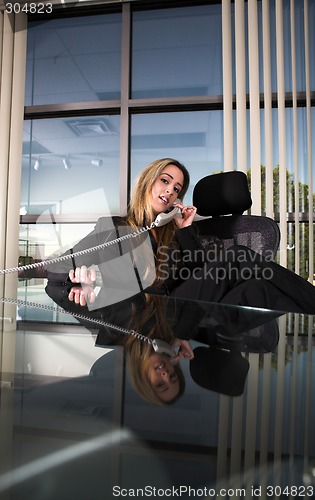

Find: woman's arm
[46,217,123,284]
[175,223,211,268]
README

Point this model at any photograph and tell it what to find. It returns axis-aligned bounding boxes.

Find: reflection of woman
[118,294,193,406]
[47,157,315,314]
[125,335,188,405]
[45,281,193,405]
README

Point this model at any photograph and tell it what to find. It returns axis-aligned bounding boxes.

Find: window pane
[21,116,120,221]
[130,111,223,204]
[18,221,97,321]
[25,14,121,105]
[19,222,96,265]
[131,6,222,98]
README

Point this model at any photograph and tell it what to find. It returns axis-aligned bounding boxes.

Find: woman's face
[150,164,185,215]
[147,352,180,403]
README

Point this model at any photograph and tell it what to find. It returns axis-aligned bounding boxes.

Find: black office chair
[192,171,280,259]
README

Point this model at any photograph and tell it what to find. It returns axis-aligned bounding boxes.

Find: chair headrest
[189,347,249,396]
[193,171,252,216]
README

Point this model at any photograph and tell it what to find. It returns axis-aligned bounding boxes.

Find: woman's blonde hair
[125,339,185,406]
[126,158,190,288]
[126,158,190,228]
[124,294,185,406]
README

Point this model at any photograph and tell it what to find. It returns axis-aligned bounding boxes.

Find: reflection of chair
[193,171,280,259]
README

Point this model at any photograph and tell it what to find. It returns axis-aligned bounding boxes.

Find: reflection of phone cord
[0,296,153,346]
[0,223,155,276]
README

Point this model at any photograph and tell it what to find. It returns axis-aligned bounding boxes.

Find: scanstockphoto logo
[3,0,81,32]
[3,0,138,32]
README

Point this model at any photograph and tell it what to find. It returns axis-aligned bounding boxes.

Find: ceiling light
[33,159,40,171]
[91,157,103,167]
[63,157,71,170]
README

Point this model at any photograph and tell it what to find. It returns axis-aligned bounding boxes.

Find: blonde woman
[125,338,187,405]
[47,158,196,302]
[124,295,193,405]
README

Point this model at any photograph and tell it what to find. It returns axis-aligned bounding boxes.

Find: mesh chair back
[194,215,280,259]
[193,172,280,259]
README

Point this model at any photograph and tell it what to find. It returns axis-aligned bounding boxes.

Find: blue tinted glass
[25,14,121,105]
[21,116,120,219]
[19,223,96,274]
[269,1,278,93]
[132,6,222,98]
[283,0,293,93]
[130,111,223,204]
[292,0,307,92]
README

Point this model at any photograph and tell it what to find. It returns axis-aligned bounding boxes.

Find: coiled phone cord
[0,221,177,355]
[0,296,152,346]
[0,222,155,276]
[0,296,176,356]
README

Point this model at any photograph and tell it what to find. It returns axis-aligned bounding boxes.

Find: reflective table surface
[1,286,315,499]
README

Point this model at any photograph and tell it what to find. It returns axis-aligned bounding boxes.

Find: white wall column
[0,12,27,484]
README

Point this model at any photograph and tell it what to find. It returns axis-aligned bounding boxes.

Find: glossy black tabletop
[0,287,315,500]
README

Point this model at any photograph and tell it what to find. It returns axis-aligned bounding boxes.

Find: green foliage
[247,165,314,280]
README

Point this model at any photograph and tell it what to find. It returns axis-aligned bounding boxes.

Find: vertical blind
[219,0,314,488]
[222,0,313,276]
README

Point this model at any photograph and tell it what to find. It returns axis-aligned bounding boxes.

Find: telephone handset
[152,338,177,357]
[154,199,181,227]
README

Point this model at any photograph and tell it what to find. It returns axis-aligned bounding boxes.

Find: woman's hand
[171,338,194,362]
[69,266,96,285]
[68,286,96,306]
[68,266,96,306]
[173,202,197,229]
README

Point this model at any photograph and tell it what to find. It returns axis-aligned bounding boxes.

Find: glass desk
[1,287,315,500]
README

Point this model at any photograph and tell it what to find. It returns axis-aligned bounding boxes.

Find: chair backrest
[192,171,280,259]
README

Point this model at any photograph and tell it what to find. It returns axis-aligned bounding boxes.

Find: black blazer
[45,216,211,344]
[46,215,213,292]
